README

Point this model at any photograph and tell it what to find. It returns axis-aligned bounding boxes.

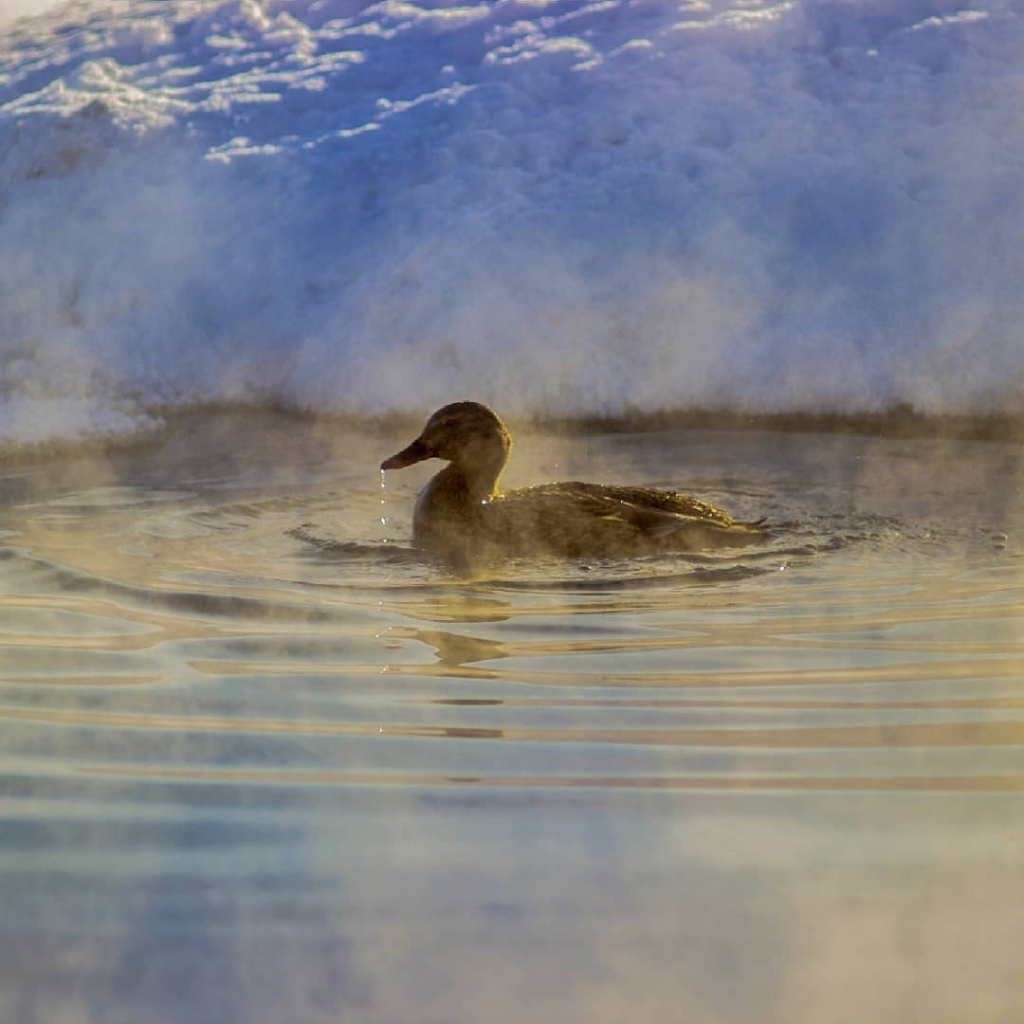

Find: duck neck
[451,449,505,503]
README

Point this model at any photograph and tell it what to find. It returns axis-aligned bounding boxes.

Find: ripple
[1,425,1023,991]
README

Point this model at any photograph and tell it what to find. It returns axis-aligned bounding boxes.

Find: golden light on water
[1,411,1023,1022]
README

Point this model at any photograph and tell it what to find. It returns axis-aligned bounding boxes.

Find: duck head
[381,401,512,497]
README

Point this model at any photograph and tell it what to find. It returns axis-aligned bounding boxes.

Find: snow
[1,0,1023,442]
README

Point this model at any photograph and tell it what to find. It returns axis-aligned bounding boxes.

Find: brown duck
[381,401,767,563]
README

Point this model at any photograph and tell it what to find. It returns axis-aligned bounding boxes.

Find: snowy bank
[1,0,1023,442]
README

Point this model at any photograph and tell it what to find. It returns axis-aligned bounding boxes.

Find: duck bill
[381,437,434,470]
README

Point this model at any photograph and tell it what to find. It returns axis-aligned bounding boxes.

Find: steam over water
[2,0,1024,442]
[3,2,1024,1020]
[2,415,1024,1021]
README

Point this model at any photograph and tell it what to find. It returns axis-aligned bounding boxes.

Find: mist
[1,0,1023,443]
[0,0,63,26]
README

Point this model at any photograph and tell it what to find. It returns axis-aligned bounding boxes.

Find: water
[1,412,1023,1023]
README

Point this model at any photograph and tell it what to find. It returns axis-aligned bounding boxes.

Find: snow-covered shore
[2,0,1022,442]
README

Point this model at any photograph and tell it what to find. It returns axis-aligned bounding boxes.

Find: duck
[381,401,768,565]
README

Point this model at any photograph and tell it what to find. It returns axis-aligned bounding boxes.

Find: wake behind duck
[381,402,767,565]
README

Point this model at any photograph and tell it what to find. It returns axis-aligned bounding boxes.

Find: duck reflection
[435,726,504,739]
[410,627,508,668]
[396,594,512,624]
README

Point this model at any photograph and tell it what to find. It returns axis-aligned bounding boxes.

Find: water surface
[2,414,1023,1023]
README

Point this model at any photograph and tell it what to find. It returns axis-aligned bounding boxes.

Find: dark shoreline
[531,403,1024,443]
[1,400,1022,466]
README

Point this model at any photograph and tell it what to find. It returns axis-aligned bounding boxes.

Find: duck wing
[488,482,767,556]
